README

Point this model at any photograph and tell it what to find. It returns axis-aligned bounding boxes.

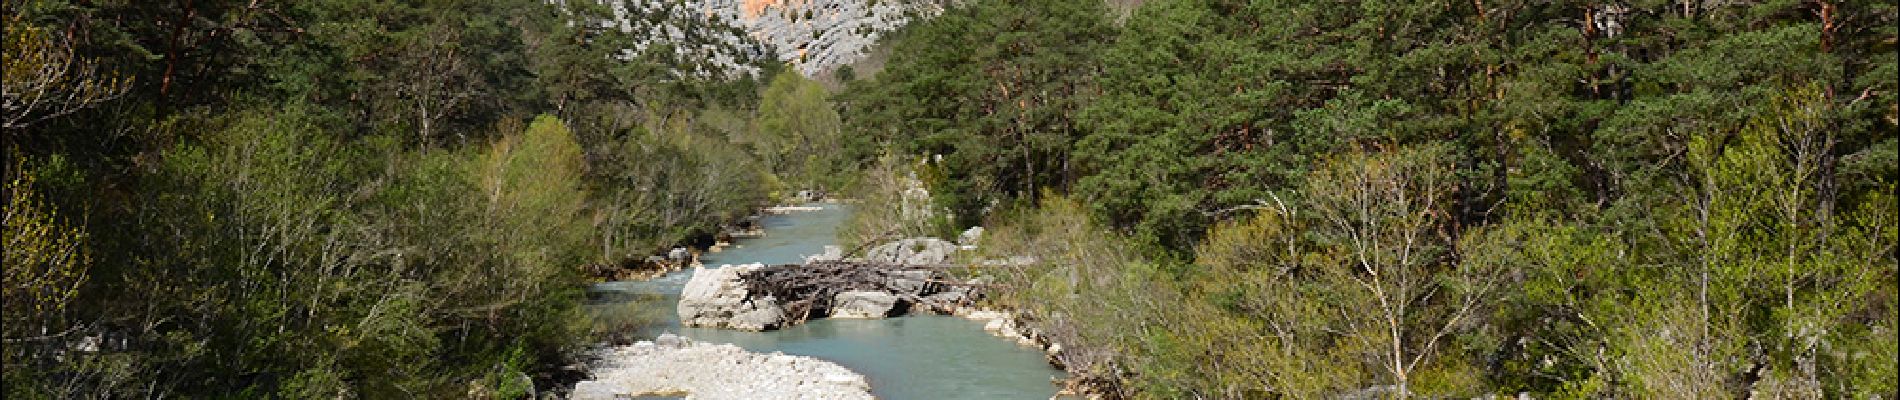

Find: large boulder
[830,291,904,319]
[865,238,956,265]
[678,264,785,331]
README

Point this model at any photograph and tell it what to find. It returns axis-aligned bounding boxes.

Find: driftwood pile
[737,261,988,325]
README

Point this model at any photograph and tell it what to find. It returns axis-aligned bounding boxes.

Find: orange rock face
[741,0,812,19]
[741,0,774,18]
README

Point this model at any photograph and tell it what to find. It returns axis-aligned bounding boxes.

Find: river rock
[865,238,956,265]
[678,264,785,331]
[831,291,903,319]
[984,318,1006,332]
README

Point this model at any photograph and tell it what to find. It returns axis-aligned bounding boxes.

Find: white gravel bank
[570,334,873,400]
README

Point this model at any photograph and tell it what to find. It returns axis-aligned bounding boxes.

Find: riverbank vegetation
[7,0,1895,397]
[848,0,1897,398]
[2,0,849,396]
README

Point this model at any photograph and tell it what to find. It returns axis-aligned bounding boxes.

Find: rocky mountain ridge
[577,0,945,78]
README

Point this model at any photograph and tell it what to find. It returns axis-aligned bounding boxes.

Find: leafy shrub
[2,155,93,399]
[26,109,598,397]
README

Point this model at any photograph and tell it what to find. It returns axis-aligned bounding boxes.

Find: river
[584,203,1067,399]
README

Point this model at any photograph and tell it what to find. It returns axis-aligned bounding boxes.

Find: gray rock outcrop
[678,264,786,331]
[573,0,948,78]
[865,238,955,265]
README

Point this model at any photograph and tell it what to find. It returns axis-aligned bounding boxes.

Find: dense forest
[5,0,1895,398]
[843,0,1897,398]
[2,0,854,397]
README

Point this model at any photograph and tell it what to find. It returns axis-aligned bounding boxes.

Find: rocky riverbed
[571,334,873,400]
[579,205,1071,399]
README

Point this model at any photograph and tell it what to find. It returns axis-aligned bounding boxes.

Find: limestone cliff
[580,0,945,78]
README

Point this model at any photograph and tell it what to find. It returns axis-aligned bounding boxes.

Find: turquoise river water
[585,203,1066,399]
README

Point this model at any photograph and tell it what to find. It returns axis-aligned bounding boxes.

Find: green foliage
[838,154,958,250]
[558,99,781,352]
[1168,209,1364,398]
[474,116,593,272]
[1598,85,1897,398]
[0,103,633,397]
[1,155,92,399]
[754,68,847,190]
[1463,218,1624,395]
[1,0,131,135]
[849,0,1897,397]
[1,0,803,396]
[588,107,771,261]
[845,0,1115,228]
[972,194,1163,399]
[5,0,1895,397]
[1126,144,1494,398]
[73,110,597,397]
